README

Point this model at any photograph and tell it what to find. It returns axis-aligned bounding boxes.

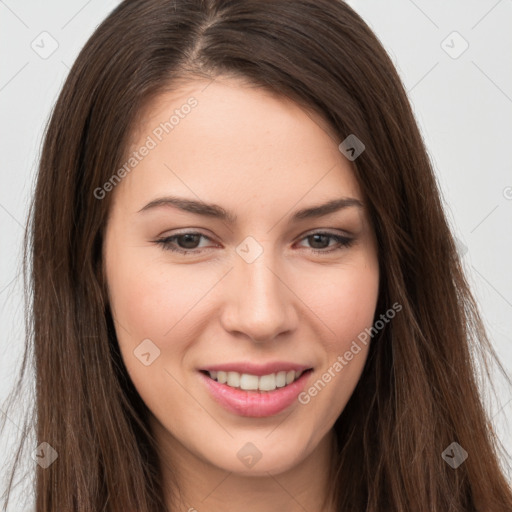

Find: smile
[198,368,314,417]
[203,369,307,392]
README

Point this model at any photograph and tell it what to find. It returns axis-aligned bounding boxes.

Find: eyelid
[156,227,351,241]
[154,228,355,255]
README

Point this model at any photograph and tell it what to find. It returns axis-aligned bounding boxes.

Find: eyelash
[154,231,354,256]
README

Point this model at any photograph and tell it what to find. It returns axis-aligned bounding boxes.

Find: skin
[103,76,380,512]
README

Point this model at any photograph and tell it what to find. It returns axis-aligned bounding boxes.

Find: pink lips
[198,364,313,417]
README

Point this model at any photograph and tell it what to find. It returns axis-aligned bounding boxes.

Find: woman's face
[103,77,379,477]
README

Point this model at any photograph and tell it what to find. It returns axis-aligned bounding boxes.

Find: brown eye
[173,233,203,249]
[296,232,354,254]
[155,231,354,256]
[156,232,214,255]
[307,234,333,249]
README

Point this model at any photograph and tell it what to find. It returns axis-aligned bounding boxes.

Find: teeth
[227,371,240,387]
[207,369,307,392]
[259,373,276,391]
[240,373,259,390]
[275,371,287,388]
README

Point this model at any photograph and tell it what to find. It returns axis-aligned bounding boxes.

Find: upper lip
[200,361,313,376]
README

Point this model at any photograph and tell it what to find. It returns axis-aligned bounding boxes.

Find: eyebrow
[138,195,363,223]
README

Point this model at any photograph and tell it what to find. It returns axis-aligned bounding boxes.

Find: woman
[2,0,511,510]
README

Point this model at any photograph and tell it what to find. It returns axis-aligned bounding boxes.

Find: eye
[296,231,354,254]
[154,230,354,255]
[155,232,215,255]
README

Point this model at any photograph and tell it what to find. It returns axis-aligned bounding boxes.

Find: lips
[198,361,314,417]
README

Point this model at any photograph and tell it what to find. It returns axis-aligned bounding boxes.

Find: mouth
[199,368,313,393]
[198,367,314,417]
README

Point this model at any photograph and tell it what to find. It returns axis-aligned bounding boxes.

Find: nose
[220,247,297,343]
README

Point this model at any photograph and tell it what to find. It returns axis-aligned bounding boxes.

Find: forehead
[114,76,364,219]
[128,76,342,152]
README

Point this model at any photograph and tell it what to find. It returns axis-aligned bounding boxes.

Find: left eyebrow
[291,197,364,220]
[137,195,364,224]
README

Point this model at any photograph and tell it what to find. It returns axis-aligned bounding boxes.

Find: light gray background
[1,0,511,508]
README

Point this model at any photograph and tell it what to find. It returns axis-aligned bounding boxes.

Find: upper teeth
[208,370,304,392]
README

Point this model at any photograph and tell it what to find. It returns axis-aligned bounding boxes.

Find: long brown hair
[2,0,511,510]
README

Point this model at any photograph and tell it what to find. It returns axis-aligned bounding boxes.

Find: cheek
[107,252,202,343]
[303,260,379,348]
[294,259,379,416]
[105,254,205,407]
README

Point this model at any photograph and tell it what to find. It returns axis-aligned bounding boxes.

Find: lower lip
[198,370,313,418]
